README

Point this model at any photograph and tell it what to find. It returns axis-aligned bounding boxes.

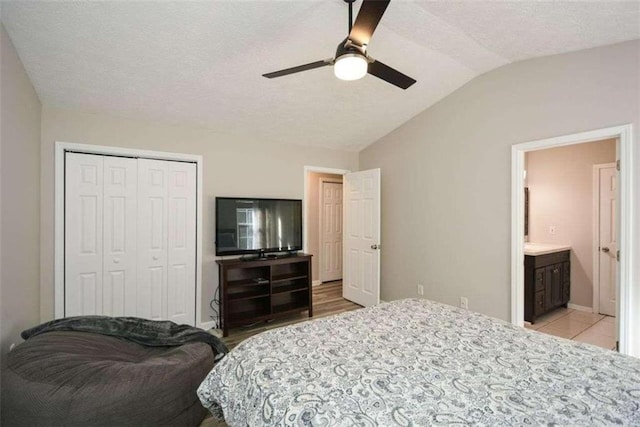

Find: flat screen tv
[215,197,303,256]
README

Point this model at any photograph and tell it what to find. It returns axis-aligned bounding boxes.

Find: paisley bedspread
[198,299,640,426]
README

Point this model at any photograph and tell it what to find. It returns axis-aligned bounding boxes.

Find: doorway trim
[54,141,209,329]
[319,177,344,283]
[303,166,350,286]
[511,125,634,356]
[592,162,617,315]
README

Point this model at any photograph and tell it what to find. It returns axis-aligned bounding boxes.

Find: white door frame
[592,162,617,315]
[54,141,209,328]
[319,177,344,283]
[511,125,634,356]
[303,166,350,286]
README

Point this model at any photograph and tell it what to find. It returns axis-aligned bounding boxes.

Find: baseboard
[312,280,322,286]
[567,303,593,313]
[207,328,223,338]
[198,320,218,331]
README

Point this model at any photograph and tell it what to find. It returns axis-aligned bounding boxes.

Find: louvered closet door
[65,153,105,316]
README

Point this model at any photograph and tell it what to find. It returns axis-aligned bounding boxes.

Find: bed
[198,299,640,426]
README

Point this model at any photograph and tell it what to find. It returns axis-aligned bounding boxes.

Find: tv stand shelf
[217,254,312,337]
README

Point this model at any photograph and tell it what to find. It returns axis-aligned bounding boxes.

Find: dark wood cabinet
[525,250,570,323]
[217,254,312,336]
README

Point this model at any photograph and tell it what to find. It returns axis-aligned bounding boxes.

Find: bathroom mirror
[524,187,529,237]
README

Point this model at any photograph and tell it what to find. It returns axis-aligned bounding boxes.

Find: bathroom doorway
[511,125,634,356]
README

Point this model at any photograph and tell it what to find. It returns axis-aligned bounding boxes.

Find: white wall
[526,139,616,308]
[0,25,42,355]
[40,107,358,326]
[359,41,639,336]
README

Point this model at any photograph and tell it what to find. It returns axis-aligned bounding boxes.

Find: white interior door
[65,153,104,316]
[103,156,138,317]
[598,164,617,316]
[320,181,343,282]
[166,161,197,325]
[343,168,380,306]
[137,159,169,321]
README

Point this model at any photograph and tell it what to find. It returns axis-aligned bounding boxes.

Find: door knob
[153,255,159,260]
[113,258,120,264]
[371,244,381,250]
[602,247,610,253]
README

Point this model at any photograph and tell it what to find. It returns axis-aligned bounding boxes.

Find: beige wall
[40,106,358,326]
[305,172,343,282]
[526,139,616,308]
[0,25,42,356]
[359,40,639,343]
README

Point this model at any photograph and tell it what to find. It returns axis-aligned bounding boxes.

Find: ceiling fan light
[334,54,368,81]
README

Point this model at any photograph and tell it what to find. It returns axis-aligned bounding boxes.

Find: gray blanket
[22,316,228,361]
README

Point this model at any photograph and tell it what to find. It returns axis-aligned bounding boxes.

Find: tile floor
[525,307,616,350]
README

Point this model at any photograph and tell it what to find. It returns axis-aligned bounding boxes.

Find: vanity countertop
[524,243,571,256]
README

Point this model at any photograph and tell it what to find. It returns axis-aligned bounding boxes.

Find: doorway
[522,140,617,349]
[511,125,634,356]
[319,178,343,283]
[303,167,349,286]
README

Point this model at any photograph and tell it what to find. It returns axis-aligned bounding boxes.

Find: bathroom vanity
[524,243,571,324]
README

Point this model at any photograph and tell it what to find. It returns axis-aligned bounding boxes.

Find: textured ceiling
[2,1,639,151]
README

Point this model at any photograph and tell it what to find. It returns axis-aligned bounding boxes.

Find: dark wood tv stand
[217,254,312,337]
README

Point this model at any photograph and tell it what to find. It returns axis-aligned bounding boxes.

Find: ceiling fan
[263,0,416,90]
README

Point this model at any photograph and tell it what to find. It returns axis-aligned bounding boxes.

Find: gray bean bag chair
[1,331,216,426]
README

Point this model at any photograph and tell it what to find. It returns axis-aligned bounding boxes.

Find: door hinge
[616,160,620,171]
[617,250,620,262]
[616,341,620,352]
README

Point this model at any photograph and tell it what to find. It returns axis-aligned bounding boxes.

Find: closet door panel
[65,153,104,316]
[136,159,169,320]
[167,162,197,325]
[103,156,138,316]
[137,159,169,320]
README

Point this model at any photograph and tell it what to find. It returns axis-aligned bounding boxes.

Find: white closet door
[167,162,197,325]
[65,153,197,325]
[137,159,169,321]
[65,153,104,316]
[103,156,138,317]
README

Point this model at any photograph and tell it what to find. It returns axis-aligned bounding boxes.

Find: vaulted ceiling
[2,1,638,150]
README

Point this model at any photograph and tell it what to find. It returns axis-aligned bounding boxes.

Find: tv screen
[215,197,302,256]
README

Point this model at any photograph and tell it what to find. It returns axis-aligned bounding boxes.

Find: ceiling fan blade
[263,59,332,79]
[348,0,390,47]
[368,59,416,89]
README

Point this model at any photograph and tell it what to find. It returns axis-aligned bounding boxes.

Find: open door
[596,163,617,316]
[343,168,380,306]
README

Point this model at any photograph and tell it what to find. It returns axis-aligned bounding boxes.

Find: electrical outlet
[549,225,556,235]
[460,297,468,309]
[417,284,424,296]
